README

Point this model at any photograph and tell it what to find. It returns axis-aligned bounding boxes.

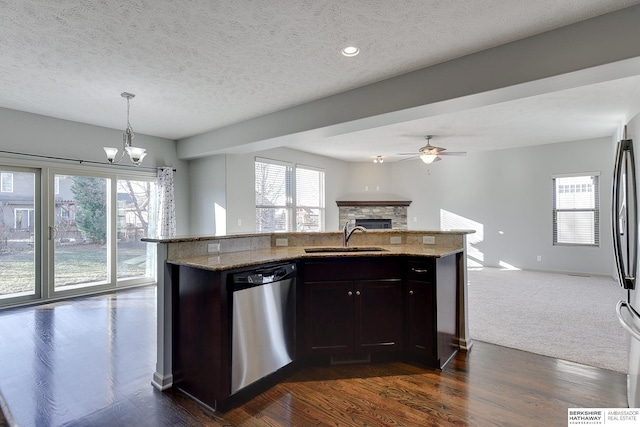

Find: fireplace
[356,219,392,229]
[336,200,411,230]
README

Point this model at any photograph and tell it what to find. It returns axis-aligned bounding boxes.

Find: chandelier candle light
[104,92,147,166]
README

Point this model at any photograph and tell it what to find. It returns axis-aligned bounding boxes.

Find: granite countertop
[168,244,463,272]
[143,229,475,244]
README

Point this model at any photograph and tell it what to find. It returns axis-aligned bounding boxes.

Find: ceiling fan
[398,135,466,164]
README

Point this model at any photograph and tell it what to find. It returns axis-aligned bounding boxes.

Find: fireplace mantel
[336,200,412,207]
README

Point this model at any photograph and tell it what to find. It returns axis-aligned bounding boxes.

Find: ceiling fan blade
[398,156,419,161]
[439,151,466,156]
[397,153,418,155]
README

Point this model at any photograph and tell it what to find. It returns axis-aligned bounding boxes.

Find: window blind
[296,166,325,232]
[255,159,293,232]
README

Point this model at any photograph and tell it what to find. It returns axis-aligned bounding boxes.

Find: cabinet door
[304,281,354,354]
[406,280,436,364]
[356,279,403,351]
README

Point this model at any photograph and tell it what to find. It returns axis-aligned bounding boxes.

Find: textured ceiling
[2,0,640,160]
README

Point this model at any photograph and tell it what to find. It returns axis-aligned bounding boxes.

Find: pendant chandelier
[103,92,147,166]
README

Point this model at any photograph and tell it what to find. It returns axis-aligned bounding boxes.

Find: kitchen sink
[304,246,388,253]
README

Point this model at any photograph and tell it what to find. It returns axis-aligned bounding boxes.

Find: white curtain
[157,167,176,238]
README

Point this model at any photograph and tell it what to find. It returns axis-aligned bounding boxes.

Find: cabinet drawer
[406,259,435,282]
[304,257,402,281]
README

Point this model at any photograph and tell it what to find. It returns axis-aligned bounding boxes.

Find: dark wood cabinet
[172,265,230,409]
[303,258,403,358]
[406,256,458,368]
[171,252,461,411]
[305,280,354,353]
[356,279,403,351]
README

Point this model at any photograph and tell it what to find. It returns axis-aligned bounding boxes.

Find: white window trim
[552,172,600,247]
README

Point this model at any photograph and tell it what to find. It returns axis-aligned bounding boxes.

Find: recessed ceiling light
[341,46,360,57]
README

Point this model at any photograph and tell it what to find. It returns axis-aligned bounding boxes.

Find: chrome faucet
[343,221,366,247]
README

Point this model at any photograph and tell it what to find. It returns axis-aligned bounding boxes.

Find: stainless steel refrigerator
[613,131,640,408]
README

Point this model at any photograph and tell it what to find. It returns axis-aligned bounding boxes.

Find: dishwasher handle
[233,263,297,286]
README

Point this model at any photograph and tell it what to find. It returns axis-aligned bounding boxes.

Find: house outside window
[552,173,599,246]
[255,158,325,232]
[1,172,13,192]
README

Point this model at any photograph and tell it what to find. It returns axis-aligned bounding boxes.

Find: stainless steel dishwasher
[230,262,296,394]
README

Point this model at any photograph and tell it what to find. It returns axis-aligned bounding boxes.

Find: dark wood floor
[0,286,627,426]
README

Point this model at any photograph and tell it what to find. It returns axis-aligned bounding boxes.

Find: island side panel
[173,265,230,409]
[457,238,472,351]
[436,254,459,368]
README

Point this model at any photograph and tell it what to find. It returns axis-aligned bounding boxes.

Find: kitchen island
[144,229,473,410]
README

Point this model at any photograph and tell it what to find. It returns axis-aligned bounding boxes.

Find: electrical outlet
[275,238,288,247]
[423,236,436,245]
[207,243,220,253]
[237,219,242,226]
[537,255,542,262]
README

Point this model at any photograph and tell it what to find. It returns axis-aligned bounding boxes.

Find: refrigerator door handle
[617,300,640,341]
[612,138,638,290]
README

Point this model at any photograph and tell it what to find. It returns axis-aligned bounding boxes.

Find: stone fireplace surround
[337,200,411,230]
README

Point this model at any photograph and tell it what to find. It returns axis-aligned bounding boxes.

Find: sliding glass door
[0,165,157,307]
[52,173,109,291]
[0,166,40,304]
[116,178,157,281]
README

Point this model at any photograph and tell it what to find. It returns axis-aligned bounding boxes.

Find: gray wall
[0,107,190,235]
[188,155,226,235]
[339,137,614,276]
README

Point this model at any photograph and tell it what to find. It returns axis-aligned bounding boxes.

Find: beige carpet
[468,267,630,373]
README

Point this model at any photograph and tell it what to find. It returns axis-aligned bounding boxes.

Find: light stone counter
[169,245,463,271]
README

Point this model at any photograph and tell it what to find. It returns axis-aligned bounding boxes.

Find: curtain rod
[0,149,176,172]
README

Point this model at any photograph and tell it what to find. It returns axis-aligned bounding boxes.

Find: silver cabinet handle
[411,268,428,274]
[355,290,361,296]
[348,291,353,296]
[409,290,414,295]
[617,300,640,341]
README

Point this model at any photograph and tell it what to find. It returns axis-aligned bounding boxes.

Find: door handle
[617,300,640,341]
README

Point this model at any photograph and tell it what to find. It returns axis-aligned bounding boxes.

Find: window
[1,172,13,192]
[255,158,325,232]
[296,166,324,231]
[14,208,34,229]
[552,173,599,246]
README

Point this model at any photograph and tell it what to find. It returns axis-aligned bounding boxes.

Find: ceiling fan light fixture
[374,156,383,163]
[420,153,438,164]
